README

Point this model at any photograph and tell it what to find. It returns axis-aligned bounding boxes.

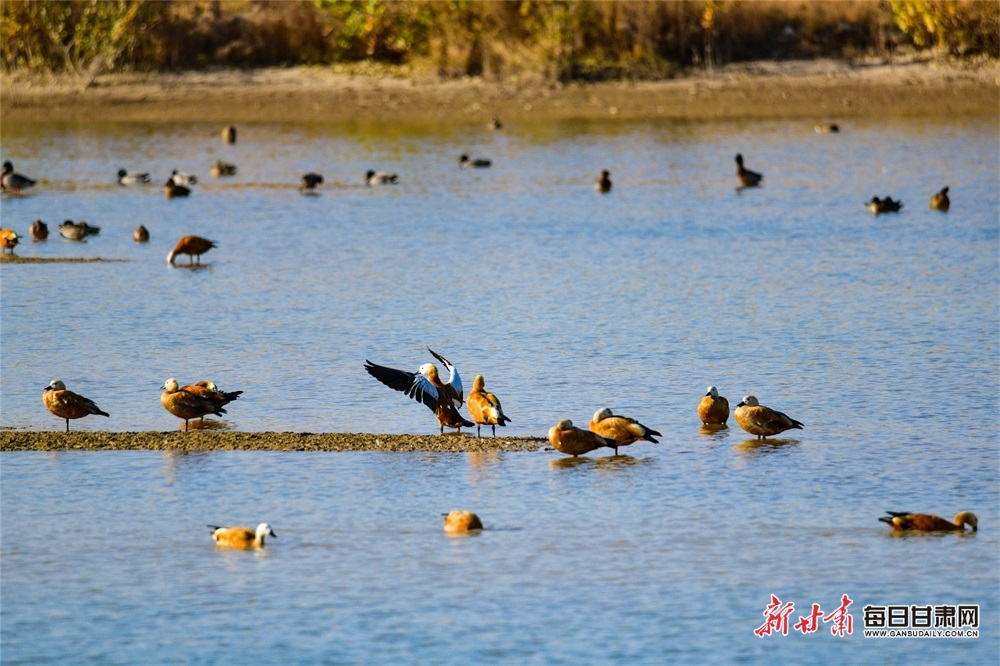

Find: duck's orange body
[188,380,242,407]
[879,511,977,532]
[43,380,110,431]
[698,386,730,425]
[548,419,615,457]
[734,395,803,439]
[0,228,19,254]
[443,511,483,533]
[180,380,242,421]
[160,378,226,430]
[466,375,511,438]
[588,408,661,454]
[209,523,276,548]
[167,235,217,265]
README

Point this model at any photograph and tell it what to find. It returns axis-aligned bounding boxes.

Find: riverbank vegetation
[2,1,997,89]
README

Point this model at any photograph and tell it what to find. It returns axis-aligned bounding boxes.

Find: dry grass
[2,1,996,82]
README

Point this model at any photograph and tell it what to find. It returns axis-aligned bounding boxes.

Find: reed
[2,0,996,85]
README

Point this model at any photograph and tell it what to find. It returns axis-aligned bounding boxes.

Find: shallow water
[1,116,998,662]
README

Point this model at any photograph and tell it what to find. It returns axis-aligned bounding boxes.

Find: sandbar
[0,431,549,452]
[2,58,996,126]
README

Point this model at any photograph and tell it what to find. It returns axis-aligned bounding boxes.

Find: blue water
[2,448,997,665]
[1,115,998,662]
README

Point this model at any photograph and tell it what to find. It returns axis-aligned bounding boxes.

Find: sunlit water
[1,116,998,662]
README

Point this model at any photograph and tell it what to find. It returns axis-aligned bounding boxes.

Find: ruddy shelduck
[117,168,150,185]
[30,219,49,241]
[210,159,238,177]
[879,511,977,533]
[0,228,19,254]
[1,160,36,193]
[443,511,483,533]
[698,386,730,425]
[467,375,511,438]
[735,153,763,188]
[208,523,276,548]
[300,172,324,193]
[734,395,803,439]
[182,380,243,421]
[929,186,950,212]
[133,225,150,243]
[192,380,243,406]
[161,378,226,430]
[459,154,492,168]
[221,125,237,144]
[595,169,612,193]
[365,348,475,434]
[43,379,110,432]
[548,419,616,457]
[167,235,217,265]
[588,408,661,454]
[866,195,903,215]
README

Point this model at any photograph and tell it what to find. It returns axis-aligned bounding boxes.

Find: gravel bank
[0,431,550,453]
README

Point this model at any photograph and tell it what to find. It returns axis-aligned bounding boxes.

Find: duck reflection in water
[549,454,651,470]
[734,438,801,454]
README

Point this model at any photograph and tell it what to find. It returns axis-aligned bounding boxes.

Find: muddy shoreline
[2,59,996,126]
[0,431,550,452]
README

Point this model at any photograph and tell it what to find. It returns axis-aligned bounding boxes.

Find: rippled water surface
[1,116,998,662]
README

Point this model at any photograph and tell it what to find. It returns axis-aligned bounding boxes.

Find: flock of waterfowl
[6,118,974,540]
[199,504,979,549]
[36,353,977,538]
[0,122,952,255]
[203,508,482,550]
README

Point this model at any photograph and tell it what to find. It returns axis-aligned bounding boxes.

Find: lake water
[1,116,998,663]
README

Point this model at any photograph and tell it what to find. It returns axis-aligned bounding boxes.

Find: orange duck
[734,395,803,439]
[879,511,977,532]
[167,235,217,265]
[42,379,110,431]
[209,523,276,548]
[160,378,226,430]
[182,380,243,422]
[0,228,20,254]
[443,511,483,533]
[365,348,475,434]
[548,419,616,457]
[588,408,661,454]
[466,374,511,438]
[698,386,730,425]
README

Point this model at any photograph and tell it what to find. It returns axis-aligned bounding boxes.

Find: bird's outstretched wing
[365,360,439,412]
[427,347,463,405]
